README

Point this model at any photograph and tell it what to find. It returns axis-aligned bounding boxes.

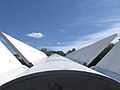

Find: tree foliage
[40,48,76,56]
[41,48,66,56]
[66,48,76,55]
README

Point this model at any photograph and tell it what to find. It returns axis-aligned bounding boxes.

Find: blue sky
[1,0,120,52]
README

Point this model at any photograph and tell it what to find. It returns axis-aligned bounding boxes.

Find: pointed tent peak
[114,33,117,36]
[110,33,117,37]
[46,54,74,62]
[66,34,117,66]
[94,41,120,81]
[0,32,48,67]
[0,35,29,86]
[0,41,22,74]
[48,54,66,59]
[96,40,120,68]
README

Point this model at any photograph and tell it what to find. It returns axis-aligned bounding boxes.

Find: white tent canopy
[94,41,120,81]
[0,32,48,67]
[66,34,117,66]
[0,41,28,86]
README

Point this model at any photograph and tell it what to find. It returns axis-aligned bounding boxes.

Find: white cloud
[94,18,120,28]
[96,18,120,23]
[60,29,64,32]
[57,42,61,45]
[26,32,45,38]
[45,22,120,52]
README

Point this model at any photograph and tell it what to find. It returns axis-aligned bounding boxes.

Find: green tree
[40,48,66,56]
[66,48,76,55]
[56,51,66,56]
